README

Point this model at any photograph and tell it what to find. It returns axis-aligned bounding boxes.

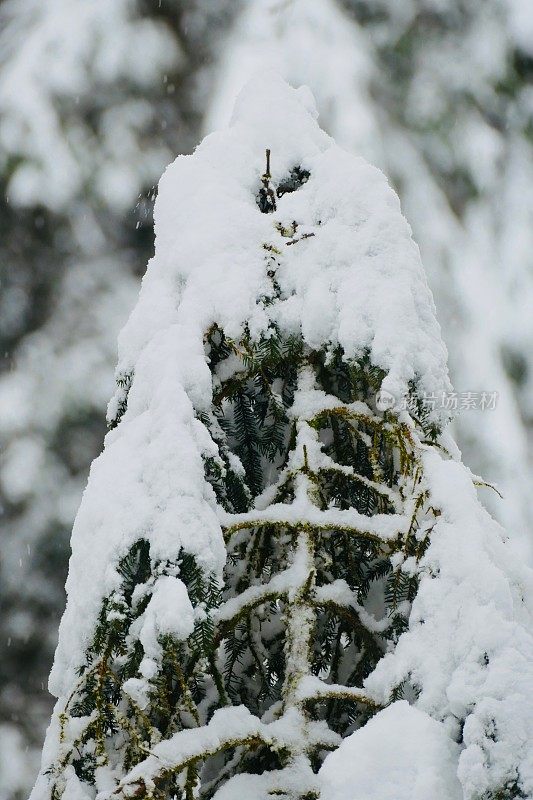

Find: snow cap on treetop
[119,72,451,426]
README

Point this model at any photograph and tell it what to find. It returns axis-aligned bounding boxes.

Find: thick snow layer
[119,72,450,411]
[319,701,462,800]
[49,324,225,695]
[365,446,533,797]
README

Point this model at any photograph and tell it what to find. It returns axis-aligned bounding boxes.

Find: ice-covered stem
[279,376,321,767]
[282,529,316,711]
[281,371,322,703]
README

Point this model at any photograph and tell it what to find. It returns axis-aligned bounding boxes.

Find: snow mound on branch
[49,72,450,696]
[135,575,195,659]
[319,701,462,800]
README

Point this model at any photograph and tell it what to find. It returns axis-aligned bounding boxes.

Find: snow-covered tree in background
[0,2,235,795]
[205,0,533,549]
[32,76,533,800]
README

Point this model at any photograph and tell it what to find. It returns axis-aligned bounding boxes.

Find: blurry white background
[0,1,532,796]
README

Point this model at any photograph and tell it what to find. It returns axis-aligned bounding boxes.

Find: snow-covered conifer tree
[32,76,533,800]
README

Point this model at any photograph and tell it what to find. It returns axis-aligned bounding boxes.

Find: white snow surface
[51,70,449,702]
[49,321,225,695]
[119,72,450,409]
[365,445,533,797]
[134,575,195,660]
[319,701,462,800]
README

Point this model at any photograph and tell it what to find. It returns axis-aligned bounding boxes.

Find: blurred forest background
[0,0,532,797]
